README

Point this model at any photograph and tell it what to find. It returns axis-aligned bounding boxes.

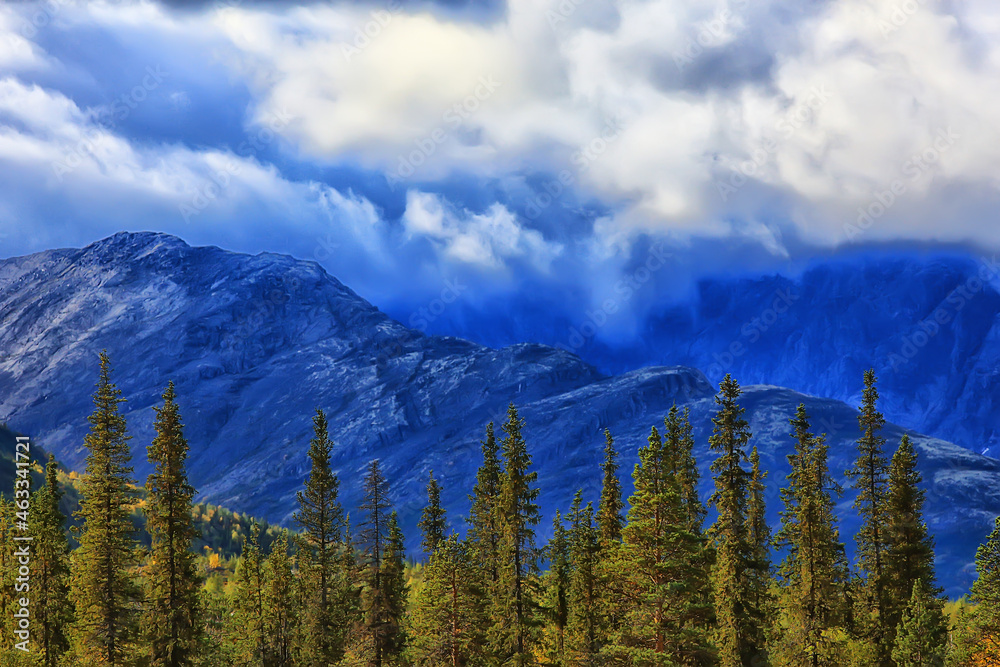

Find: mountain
[416,252,1000,460]
[0,232,997,596]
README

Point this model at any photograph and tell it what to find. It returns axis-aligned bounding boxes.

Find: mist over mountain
[412,252,1000,461]
[1,232,998,596]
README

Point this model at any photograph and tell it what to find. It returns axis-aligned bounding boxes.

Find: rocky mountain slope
[0,232,997,596]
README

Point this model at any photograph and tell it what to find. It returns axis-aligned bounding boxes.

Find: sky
[1,0,999,349]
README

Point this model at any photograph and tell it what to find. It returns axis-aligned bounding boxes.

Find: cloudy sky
[1,0,998,349]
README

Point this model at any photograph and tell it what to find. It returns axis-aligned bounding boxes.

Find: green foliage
[229,522,267,666]
[707,374,756,667]
[263,531,297,666]
[491,403,542,666]
[891,578,947,667]
[419,471,447,559]
[540,511,570,664]
[468,423,503,594]
[30,455,73,666]
[69,351,142,666]
[143,382,203,667]
[844,368,892,665]
[596,429,624,548]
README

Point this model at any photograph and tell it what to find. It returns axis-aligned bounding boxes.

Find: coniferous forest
[3,352,1000,667]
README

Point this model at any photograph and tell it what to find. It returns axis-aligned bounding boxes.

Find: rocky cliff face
[0,232,997,596]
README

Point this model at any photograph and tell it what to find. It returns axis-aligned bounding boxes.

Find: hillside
[0,232,998,596]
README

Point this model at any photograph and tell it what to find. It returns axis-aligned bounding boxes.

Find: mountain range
[1,232,998,597]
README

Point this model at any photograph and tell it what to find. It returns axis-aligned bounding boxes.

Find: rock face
[0,232,997,596]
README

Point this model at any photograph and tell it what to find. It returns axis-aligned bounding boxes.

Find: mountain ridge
[1,231,998,596]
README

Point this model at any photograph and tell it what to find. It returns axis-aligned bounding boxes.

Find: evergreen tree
[381,511,409,663]
[294,408,347,665]
[885,434,940,634]
[263,531,296,666]
[469,423,503,589]
[745,446,772,664]
[419,470,448,558]
[707,374,755,667]
[771,405,850,667]
[143,382,202,667]
[964,516,1000,665]
[542,511,570,665]
[408,535,487,666]
[611,424,714,666]
[29,454,72,666]
[565,493,601,665]
[890,578,946,667]
[230,522,266,666]
[669,406,707,533]
[845,369,892,664]
[358,459,403,667]
[491,403,542,666]
[596,429,624,547]
[69,351,141,666]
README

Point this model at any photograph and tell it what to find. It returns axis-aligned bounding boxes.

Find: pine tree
[419,470,448,558]
[263,531,296,666]
[708,374,755,667]
[565,493,601,664]
[771,405,850,667]
[596,429,624,548]
[407,534,487,666]
[69,351,141,666]
[294,408,347,665]
[491,403,542,666]
[143,382,202,667]
[542,511,570,665]
[885,434,940,636]
[230,522,266,666]
[469,423,503,590]
[29,454,72,666]
[890,578,946,667]
[845,369,892,664]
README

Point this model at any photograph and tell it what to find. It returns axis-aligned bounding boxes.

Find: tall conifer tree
[469,423,503,589]
[708,374,755,667]
[596,429,624,547]
[263,531,296,666]
[845,369,892,664]
[30,454,72,667]
[491,403,541,666]
[143,382,202,667]
[70,351,141,666]
[565,492,602,664]
[294,408,347,665]
[419,471,448,558]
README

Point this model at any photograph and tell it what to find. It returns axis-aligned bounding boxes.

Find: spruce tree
[612,424,714,665]
[230,522,266,665]
[29,454,72,666]
[69,351,141,666]
[596,429,624,547]
[358,459,402,667]
[965,516,1000,664]
[885,434,940,633]
[745,446,772,664]
[419,470,448,558]
[890,578,946,667]
[772,405,849,667]
[407,534,487,666]
[565,493,601,664]
[845,369,892,664]
[381,511,408,663]
[263,530,296,666]
[708,374,755,667]
[294,408,347,665]
[669,406,707,533]
[143,382,202,667]
[491,403,541,666]
[469,423,503,589]
[542,511,570,665]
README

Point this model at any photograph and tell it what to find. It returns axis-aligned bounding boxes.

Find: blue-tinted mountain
[0,232,997,596]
